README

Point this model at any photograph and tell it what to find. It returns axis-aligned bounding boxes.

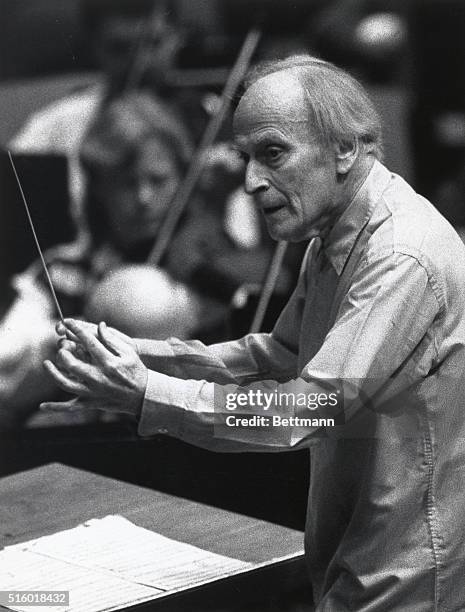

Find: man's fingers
[58,338,78,352]
[98,322,129,356]
[40,397,82,412]
[64,319,113,363]
[56,348,98,382]
[56,320,80,344]
[59,318,135,351]
[58,338,90,362]
[110,327,137,350]
[43,360,89,395]
[58,318,99,341]
[64,318,98,333]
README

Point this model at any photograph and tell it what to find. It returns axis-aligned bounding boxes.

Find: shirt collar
[322,160,393,276]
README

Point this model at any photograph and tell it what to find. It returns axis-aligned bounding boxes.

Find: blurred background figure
[7,0,190,241]
[0,92,281,430]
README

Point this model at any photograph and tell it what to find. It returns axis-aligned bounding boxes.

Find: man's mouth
[261,203,286,215]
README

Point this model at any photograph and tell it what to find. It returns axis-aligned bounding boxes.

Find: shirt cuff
[137,369,214,438]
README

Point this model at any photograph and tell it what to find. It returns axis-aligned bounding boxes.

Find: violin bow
[249,240,288,333]
[148,26,262,266]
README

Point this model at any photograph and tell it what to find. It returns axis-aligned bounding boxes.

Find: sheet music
[0,548,160,612]
[0,515,252,611]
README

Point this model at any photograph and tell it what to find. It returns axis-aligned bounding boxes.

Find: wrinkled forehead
[233,71,311,138]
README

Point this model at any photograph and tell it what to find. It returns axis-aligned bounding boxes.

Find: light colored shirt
[136,161,465,610]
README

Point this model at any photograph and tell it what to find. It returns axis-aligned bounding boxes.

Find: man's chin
[266,222,304,242]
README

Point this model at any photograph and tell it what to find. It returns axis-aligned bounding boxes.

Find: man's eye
[265,146,284,163]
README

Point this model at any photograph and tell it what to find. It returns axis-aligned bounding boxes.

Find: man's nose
[244,160,269,195]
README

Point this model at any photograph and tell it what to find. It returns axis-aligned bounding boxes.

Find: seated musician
[9,0,189,238]
[0,92,276,429]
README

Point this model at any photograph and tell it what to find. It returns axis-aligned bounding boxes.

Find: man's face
[96,139,180,250]
[233,72,339,242]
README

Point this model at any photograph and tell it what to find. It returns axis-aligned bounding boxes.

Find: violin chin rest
[84,264,201,340]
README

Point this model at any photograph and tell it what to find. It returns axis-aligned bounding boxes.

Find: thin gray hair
[243,55,383,160]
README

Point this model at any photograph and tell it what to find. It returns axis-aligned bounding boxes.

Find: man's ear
[335,139,359,175]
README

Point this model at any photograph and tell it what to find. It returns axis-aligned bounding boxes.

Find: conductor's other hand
[56,319,137,351]
[42,319,147,417]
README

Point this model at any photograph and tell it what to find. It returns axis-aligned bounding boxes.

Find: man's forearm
[137,369,333,453]
[136,333,298,387]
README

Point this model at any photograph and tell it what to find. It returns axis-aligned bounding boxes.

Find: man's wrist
[132,365,148,420]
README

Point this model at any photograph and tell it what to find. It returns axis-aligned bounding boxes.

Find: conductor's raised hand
[56,319,136,350]
[42,319,147,417]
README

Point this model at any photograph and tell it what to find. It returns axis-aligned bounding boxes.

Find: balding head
[233,70,319,152]
[235,55,383,159]
[235,71,307,127]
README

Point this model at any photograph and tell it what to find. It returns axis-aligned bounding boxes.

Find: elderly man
[43,56,465,610]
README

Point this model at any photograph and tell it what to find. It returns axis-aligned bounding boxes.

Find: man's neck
[342,154,376,208]
[319,155,376,242]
